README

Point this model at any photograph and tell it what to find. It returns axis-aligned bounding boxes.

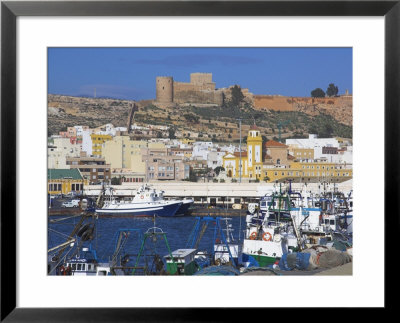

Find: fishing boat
[185,216,242,271]
[95,184,183,217]
[242,203,295,267]
[174,198,194,216]
[58,245,111,276]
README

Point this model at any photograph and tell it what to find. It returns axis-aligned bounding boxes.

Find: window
[77,264,82,271]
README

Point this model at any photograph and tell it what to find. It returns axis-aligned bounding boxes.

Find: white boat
[55,247,111,276]
[95,184,182,217]
[242,204,292,267]
[174,198,194,216]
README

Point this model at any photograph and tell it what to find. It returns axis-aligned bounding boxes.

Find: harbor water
[48,213,247,269]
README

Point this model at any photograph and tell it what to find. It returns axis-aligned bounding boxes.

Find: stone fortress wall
[154,72,351,112]
[155,72,253,107]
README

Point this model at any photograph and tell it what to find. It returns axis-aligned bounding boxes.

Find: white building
[192,142,213,159]
[286,134,339,152]
[286,134,352,163]
[48,137,82,169]
[207,150,225,169]
[81,130,93,156]
[97,123,127,136]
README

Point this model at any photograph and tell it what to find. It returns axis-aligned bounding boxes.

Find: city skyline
[48,47,352,100]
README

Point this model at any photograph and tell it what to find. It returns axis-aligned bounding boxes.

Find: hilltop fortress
[153,72,352,125]
[155,73,253,107]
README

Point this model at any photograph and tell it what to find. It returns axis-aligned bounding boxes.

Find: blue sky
[48,47,352,100]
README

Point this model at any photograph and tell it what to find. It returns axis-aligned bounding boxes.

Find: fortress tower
[156,76,174,103]
[190,73,215,90]
[154,73,228,107]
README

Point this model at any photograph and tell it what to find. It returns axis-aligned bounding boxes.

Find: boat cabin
[164,249,197,275]
[64,257,98,276]
[132,184,165,203]
[63,247,99,276]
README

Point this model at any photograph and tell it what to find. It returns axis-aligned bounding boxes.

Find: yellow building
[91,134,112,156]
[223,125,352,183]
[48,169,84,195]
[246,125,264,179]
[263,160,352,183]
[222,151,247,178]
[223,125,263,179]
[181,138,195,145]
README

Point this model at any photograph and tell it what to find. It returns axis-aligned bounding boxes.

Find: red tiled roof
[233,151,247,158]
[265,140,288,148]
[287,154,295,160]
[250,124,259,130]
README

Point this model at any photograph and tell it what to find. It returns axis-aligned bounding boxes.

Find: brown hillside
[254,95,352,126]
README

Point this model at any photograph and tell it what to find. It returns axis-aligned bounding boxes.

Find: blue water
[48,214,247,271]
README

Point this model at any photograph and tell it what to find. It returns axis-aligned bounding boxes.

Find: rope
[48,246,74,275]
[49,214,83,223]
[48,228,75,239]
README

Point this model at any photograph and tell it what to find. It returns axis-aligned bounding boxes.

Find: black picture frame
[1,1,397,321]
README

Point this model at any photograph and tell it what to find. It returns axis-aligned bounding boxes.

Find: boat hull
[175,199,194,216]
[242,238,287,267]
[95,201,182,217]
[242,253,277,267]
